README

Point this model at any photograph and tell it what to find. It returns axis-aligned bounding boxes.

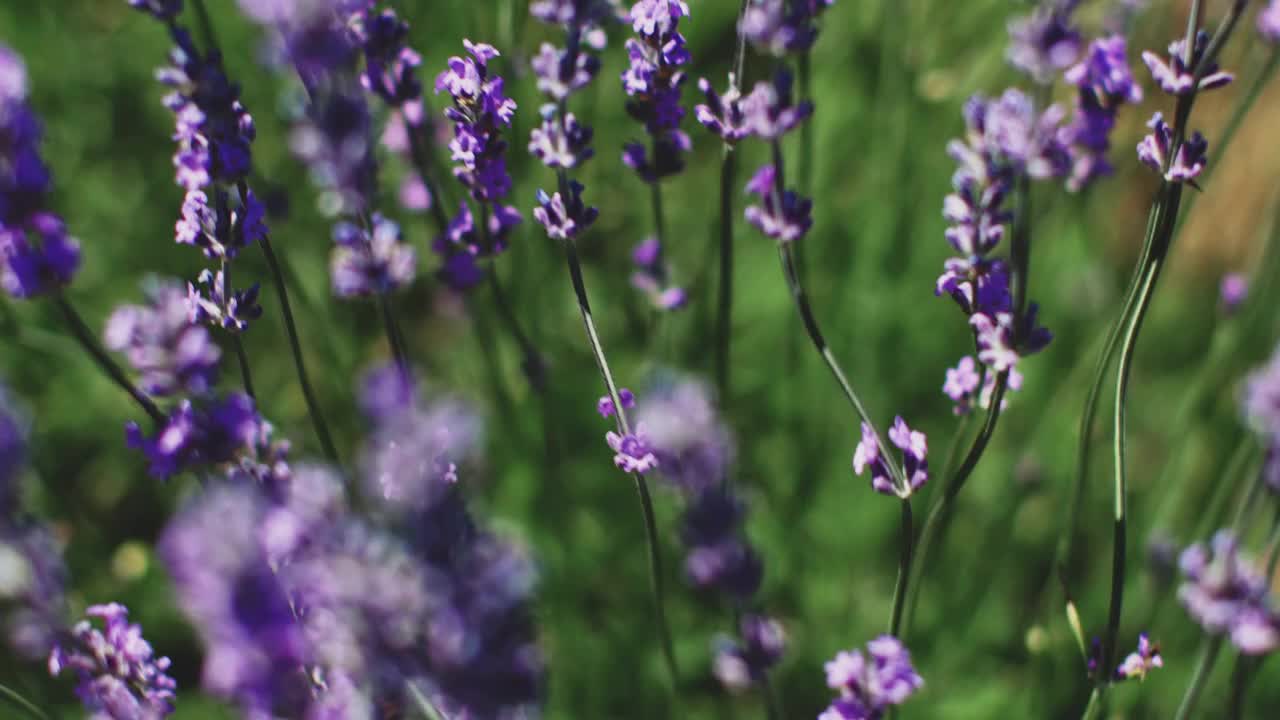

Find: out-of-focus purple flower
[531,42,601,101]
[105,281,221,398]
[0,386,25,509]
[1142,31,1234,96]
[187,268,262,333]
[713,614,786,691]
[530,0,620,48]
[821,636,923,719]
[597,388,635,417]
[1179,531,1278,655]
[48,603,177,720]
[358,363,417,423]
[853,418,927,497]
[1137,112,1208,184]
[1221,273,1248,314]
[970,305,1052,373]
[126,393,261,479]
[362,394,482,512]
[1114,632,1162,681]
[1243,343,1280,493]
[330,214,417,298]
[1,519,67,660]
[1061,35,1143,191]
[621,0,691,182]
[291,88,377,216]
[943,355,1024,415]
[351,8,423,107]
[741,69,813,141]
[1262,1,1280,43]
[680,487,762,599]
[529,107,595,169]
[0,212,80,299]
[744,164,813,243]
[1007,0,1081,84]
[533,182,599,240]
[606,427,659,474]
[739,0,834,56]
[635,379,734,491]
[436,41,518,204]
[694,77,752,144]
[982,90,1071,179]
[433,201,521,268]
[160,485,313,716]
[630,237,687,311]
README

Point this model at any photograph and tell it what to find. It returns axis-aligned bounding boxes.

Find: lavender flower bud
[694,77,752,144]
[743,164,813,243]
[531,42,600,101]
[1061,35,1143,191]
[621,0,692,182]
[1137,112,1208,184]
[853,417,928,497]
[126,393,261,479]
[187,268,263,332]
[533,182,599,240]
[104,281,222,398]
[821,635,923,719]
[739,0,833,56]
[330,214,417,298]
[48,603,177,719]
[1114,632,1162,681]
[436,40,518,203]
[597,388,636,418]
[1142,31,1234,96]
[1006,0,1081,84]
[713,614,787,691]
[634,379,733,491]
[529,107,595,169]
[942,355,1023,415]
[680,487,762,599]
[630,237,687,311]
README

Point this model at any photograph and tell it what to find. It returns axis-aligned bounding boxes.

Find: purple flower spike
[0,213,81,299]
[606,427,659,474]
[330,214,417,298]
[821,636,923,720]
[187,269,262,333]
[1179,531,1279,655]
[744,164,813,243]
[694,77,752,144]
[1137,112,1208,184]
[971,304,1051,373]
[437,40,518,204]
[1115,633,1162,681]
[529,107,595,169]
[741,70,814,140]
[1007,0,1081,84]
[49,603,177,720]
[888,417,928,494]
[126,393,261,479]
[531,42,601,102]
[105,282,221,398]
[739,0,833,56]
[713,614,787,692]
[635,379,735,492]
[352,8,424,108]
[597,388,636,417]
[1142,31,1234,96]
[621,0,692,182]
[1262,1,1280,43]
[1061,35,1143,191]
[854,418,927,497]
[681,487,762,599]
[533,182,599,240]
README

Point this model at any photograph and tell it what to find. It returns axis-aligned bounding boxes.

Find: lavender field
[2,0,1280,718]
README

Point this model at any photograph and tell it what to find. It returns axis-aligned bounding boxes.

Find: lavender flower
[681,487,762,599]
[1142,31,1234,96]
[621,0,692,182]
[126,393,261,479]
[744,164,813,243]
[290,88,377,216]
[606,428,659,474]
[351,8,423,108]
[104,281,222,398]
[0,47,80,299]
[741,70,813,140]
[187,268,262,332]
[529,108,595,169]
[597,388,636,418]
[1007,0,1081,84]
[330,214,417,298]
[1061,35,1143,191]
[1114,632,1162,681]
[436,40,518,204]
[531,42,601,102]
[48,603,177,719]
[1262,1,1280,43]
[1221,272,1248,313]
[630,237,687,310]
[713,614,786,691]
[821,636,923,719]
[942,356,1024,415]
[1179,531,1278,655]
[361,392,482,512]
[533,182,599,240]
[971,305,1052,372]
[531,0,620,49]
[694,76,752,144]
[634,378,734,491]
[1,520,67,660]
[174,187,266,259]
[739,0,835,56]
[853,417,928,498]
[1137,112,1208,184]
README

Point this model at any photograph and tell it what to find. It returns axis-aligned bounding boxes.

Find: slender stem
[715,148,736,401]
[1175,635,1224,720]
[1227,654,1253,720]
[232,335,256,400]
[378,291,410,374]
[53,294,164,424]
[1080,687,1103,720]
[888,498,914,636]
[562,238,679,693]
[761,672,782,720]
[189,0,220,58]
[650,180,667,245]
[237,180,339,463]
[0,684,49,720]
[407,682,450,720]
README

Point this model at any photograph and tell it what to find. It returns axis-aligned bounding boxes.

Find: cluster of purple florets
[1178,532,1278,655]
[49,603,178,720]
[820,636,923,720]
[1135,32,1233,185]
[621,0,692,182]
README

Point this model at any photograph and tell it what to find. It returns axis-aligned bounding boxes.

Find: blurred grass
[2,0,1280,717]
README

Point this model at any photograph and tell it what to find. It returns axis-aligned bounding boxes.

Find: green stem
[1174,635,1224,720]
[1080,687,1103,720]
[761,672,782,720]
[189,0,220,58]
[563,238,680,696]
[378,291,410,374]
[888,498,914,636]
[53,294,164,424]
[0,684,50,720]
[715,147,736,401]
[650,180,667,245]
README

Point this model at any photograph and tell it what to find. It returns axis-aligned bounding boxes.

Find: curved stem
[1080,687,1103,720]
[888,498,914,636]
[53,294,164,424]
[1175,635,1224,720]
[232,335,256,400]
[0,685,48,720]
[562,238,680,694]
[715,147,736,401]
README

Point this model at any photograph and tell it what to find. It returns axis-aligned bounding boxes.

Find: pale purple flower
[436,40,518,203]
[529,107,595,169]
[362,394,482,512]
[853,417,927,497]
[49,603,177,719]
[187,268,262,333]
[744,164,812,243]
[1007,0,1081,83]
[630,237,687,310]
[680,487,762,599]
[822,636,923,719]
[330,214,417,298]
[1262,1,1280,43]
[606,427,659,474]
[1115,633,1162,681]
[1221,273,1248,313]
[739,0,834,56]
[533,182,599,240]
[1061,35,1143,191]
[634,378,734,491]
[531,42,600,101]
[740,70,813,140]
[1,520,67,660]
[290,88,377,216]
[943,356,1021,415]
[105,281,222,398]
[1142,31,1234,96]
[694,77,751,144]
[970,304,1051,373]
[1179,531,1279,655]
[1137,112,1208,184]
[125,394,261,479]
[597,388,635,418]
[351,8,423,108]
[713,614,786,691]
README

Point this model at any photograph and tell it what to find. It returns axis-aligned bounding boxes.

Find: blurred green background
[3,0,1280,717]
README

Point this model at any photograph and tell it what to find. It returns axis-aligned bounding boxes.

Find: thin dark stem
[53,294,163,424]
[650,180,667,245]
[378,292,410,374]
[232,335,256,400]
[1227,654,1253,720]
[237,181,339,463]
[189,0,220,58]
[732,0,749,86]
[761,672,782,720]
[0,684,49,720]
[715,148,736,401]
[1174,635,1223,720]
[562,237,680,694]
[888,498,915,636]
